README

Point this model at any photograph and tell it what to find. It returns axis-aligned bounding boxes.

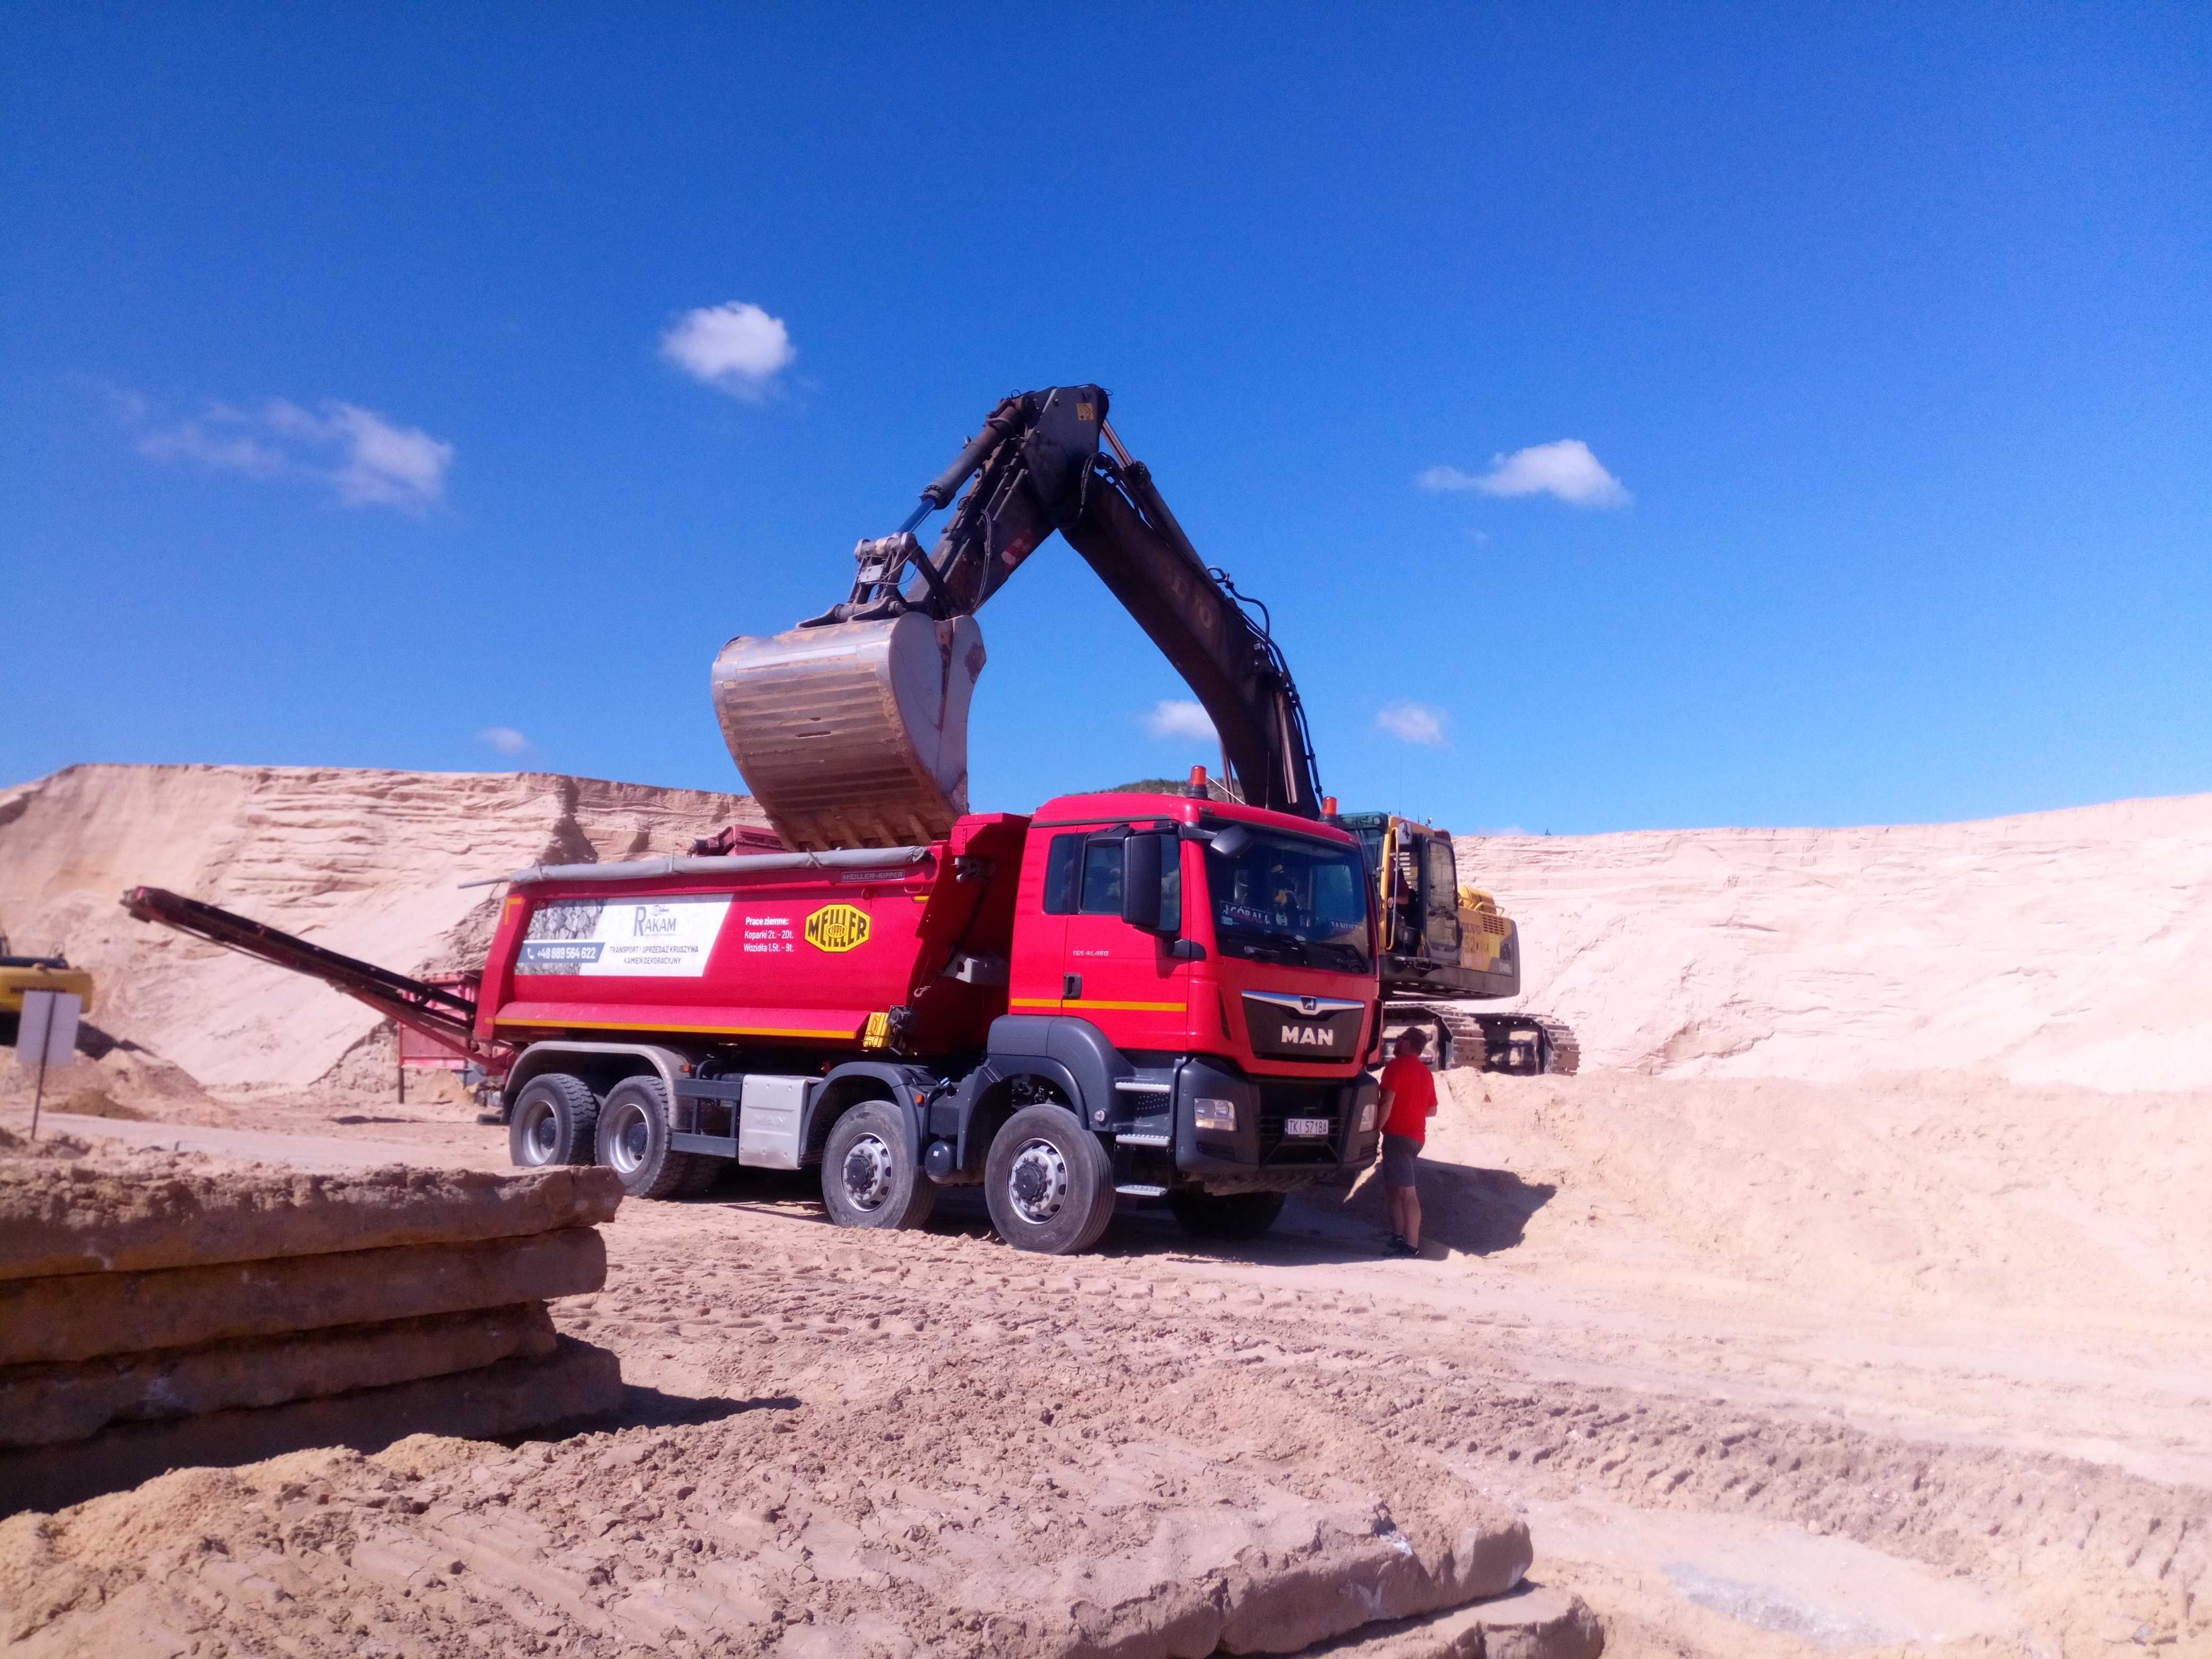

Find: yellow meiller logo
[804,903,871,952]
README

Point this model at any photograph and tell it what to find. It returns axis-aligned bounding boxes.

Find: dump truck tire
[678,1157,724,1197]
[820,1100,937,1231]
[985,1104,1116,1255]
[1168,1189,1286,1241]
[509,1074,600,1169]
[594,1077,703,1201]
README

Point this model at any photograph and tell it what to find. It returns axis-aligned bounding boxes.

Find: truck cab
[973,791,1381,1241]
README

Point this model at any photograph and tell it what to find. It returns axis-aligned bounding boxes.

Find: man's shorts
[1381,1133,1422,1189]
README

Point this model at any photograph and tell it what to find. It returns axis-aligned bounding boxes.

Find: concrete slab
[1289,1582,1604,1658]
[0,1149,619,1281]
[0,1336,623,1518]
[0,1227,605,1365]
[0,1302,558,1448]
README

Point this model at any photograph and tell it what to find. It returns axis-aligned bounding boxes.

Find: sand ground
[7,1067,2203,1657]
[4,767,2206,1652]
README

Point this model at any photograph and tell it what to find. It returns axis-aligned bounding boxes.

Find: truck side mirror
[1121,832,1164,931]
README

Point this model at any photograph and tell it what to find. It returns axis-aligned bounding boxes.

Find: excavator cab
[1341,812,1521,1002]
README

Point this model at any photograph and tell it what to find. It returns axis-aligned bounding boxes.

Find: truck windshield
[1204,832,1372,973]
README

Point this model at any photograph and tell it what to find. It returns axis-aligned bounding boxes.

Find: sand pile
[1459,792,2212,1091]
[1341,1068,2212,1323]
[8,761,2206,1100]
[0,764,764,1091]
[0,1130,625,1515]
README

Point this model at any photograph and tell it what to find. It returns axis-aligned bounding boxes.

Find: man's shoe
[1389,1237,1419,1256]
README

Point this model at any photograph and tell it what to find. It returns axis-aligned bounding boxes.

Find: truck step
[1115,1183,1169,1197]
[1115,1133,1172,1147]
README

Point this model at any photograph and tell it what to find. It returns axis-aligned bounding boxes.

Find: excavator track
[1384,1002,1579,1076]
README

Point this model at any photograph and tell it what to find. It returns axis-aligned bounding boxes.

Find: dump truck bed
[474,815,1028,1059]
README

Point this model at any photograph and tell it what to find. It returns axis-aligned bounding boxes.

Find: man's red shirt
[1378,1053,1437,1142]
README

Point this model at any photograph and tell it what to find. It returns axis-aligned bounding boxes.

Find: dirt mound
[0,764,765,1092]
[1405,1068,2212,1323]
[1459,792,2212,1092]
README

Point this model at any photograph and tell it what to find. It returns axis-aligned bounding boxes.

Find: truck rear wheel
[595,1076,706,1200]
[985,1104,1116,1255]
[820,1101,937,1231]
[1168,1188,1286,1241]
[509,1073,600,1168]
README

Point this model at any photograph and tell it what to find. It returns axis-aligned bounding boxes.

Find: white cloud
[1418,440,1629,507]
[265,399,454,509]
[660,301,797,399]
[1143,699,1217,741]
[136,415,287,477]
[1376,701,1448,746]
[124,392,453,512]
[477,726,531,756]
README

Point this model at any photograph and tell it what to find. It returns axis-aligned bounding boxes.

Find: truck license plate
[1284,1117,1330,1138]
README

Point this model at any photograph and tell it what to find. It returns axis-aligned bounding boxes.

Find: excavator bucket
[710,614,987,851]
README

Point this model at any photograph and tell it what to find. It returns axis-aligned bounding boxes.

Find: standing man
[1377,1028,1437,1256]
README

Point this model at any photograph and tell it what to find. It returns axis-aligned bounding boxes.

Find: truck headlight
[1358,1099,1377,1133]
[1193,1096,1237,1132]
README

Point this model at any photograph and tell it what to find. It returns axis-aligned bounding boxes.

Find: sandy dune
[9,762,2208,1099]
[1461,793,2212,1091]
[0,764,761,1088]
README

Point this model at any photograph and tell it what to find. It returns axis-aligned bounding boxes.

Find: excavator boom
[712,387,1321,849]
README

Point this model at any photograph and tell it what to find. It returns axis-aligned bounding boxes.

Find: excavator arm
[713,386,1323,848]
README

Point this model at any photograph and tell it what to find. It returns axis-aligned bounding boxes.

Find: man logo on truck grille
[805,903,871,953]
[1280,1024,1336,1047]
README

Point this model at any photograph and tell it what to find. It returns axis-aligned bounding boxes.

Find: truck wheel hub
[608,1103,651,1174]
[1007,1139,1070,1224]
[518,1103,557,1162]
[841,1134,895,1209]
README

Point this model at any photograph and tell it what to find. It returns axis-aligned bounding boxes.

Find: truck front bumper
[1170,1056,1378,1194]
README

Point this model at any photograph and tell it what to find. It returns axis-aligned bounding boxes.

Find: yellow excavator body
[0,962,94,1018]
[1457,886,1515,977]
[0,931,94,1037]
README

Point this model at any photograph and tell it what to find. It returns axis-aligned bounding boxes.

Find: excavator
[710,385,1563,1073]
[0,929,94,1050]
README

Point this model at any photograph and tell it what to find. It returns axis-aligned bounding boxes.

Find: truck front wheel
[1168,1188,1286,1241]
[509,1073,600,1168]
[595,1077,706,1200]
[821,1101,937,1231]
[985,1104,1116,1255]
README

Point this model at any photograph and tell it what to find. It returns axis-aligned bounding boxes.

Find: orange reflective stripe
[1009,998,1187,1013]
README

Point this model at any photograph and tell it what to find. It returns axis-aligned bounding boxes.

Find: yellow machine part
[0,963,94,1017]
[709,614,987,852]
[1456,886,1516,975]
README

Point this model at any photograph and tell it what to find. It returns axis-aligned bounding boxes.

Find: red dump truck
[125,784,1381,1253]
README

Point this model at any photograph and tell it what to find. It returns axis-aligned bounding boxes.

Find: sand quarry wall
[3,761,2207,1096]
[0,764,761,1090]
[1461,792,2212,1093]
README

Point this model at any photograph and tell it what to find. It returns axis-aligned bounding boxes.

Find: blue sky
[4,6,2206,835]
